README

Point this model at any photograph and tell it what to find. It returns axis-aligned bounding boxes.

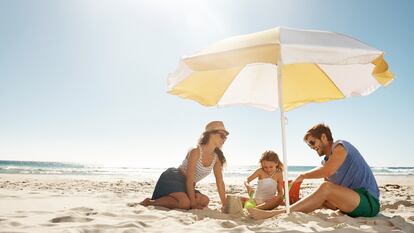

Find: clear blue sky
[1,0,413,168]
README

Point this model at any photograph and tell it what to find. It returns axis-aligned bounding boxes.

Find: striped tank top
[179,146,217,183]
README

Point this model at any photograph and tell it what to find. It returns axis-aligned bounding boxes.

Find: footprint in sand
[136,221,150,227]
[8,221,22,227]
[382,200,414,209]
[40,223,57,227]
[70,207,94,212]
[133,209,144,214]
[101,212,118,217]
[116,222,147,228]
[69,207,98,216]
[127,202,139,207]
[389,216,414,232]
[49,216,93,223]
[9,215,27,219]
[220,220,238,228]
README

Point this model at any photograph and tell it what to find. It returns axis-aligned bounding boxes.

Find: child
[243,150,284,210]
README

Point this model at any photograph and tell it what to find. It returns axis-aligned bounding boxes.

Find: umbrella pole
[277,62,290,213]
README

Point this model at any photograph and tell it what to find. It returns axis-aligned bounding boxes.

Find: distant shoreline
[1,160,413,179]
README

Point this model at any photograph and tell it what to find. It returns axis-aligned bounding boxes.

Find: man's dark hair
[303,123,333,142]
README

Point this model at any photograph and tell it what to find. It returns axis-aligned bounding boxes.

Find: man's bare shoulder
[332,143,347,156]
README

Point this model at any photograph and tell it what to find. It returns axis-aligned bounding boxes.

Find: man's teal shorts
[347,187,380,217]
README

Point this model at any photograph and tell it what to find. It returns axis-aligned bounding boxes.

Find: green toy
[288,182,293,192]
[244,191,256,209]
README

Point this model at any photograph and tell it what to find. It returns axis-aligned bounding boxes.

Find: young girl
[139,121,228,211]
[243,150,284,210]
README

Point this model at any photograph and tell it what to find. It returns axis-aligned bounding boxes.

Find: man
[249,123,380,219]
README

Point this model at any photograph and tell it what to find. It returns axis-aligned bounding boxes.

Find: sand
[0,174,413,233]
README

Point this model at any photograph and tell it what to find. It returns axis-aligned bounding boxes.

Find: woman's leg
[195,193,210,208]
[141,192,191,210]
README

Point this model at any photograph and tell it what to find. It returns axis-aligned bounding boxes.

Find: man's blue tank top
[323,140,379,200]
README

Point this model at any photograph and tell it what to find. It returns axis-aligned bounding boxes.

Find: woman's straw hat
[205,121,229,135]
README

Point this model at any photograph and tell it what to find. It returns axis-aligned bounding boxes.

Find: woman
[140,121,228,211]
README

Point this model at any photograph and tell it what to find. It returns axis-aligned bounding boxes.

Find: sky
[0,0,413,168]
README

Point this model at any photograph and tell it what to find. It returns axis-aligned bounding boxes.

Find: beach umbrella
[166,27,393,213]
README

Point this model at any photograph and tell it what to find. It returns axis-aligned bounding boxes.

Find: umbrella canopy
[167,27,393,111]
[167,27,393,212]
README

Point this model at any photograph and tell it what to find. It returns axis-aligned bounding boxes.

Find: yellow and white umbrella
[167,27,393,212]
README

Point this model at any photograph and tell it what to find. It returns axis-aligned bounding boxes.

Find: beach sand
[0,174,413,233]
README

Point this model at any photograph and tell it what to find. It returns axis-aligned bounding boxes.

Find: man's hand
[293,173,305,184]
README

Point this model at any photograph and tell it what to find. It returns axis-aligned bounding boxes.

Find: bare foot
[139,198,151,207]
[247,208,284,220]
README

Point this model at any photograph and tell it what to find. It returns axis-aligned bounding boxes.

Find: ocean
[1,160,413,184]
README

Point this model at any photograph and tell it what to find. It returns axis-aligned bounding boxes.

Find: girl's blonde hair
[260,150,284,171]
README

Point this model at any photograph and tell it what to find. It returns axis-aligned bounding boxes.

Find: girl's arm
[244,169,260,194]
[213,159,226,211]
[185,148,199,208]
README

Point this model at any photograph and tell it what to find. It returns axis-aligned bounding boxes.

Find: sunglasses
[307,139,316,147]
[213,131,227,139]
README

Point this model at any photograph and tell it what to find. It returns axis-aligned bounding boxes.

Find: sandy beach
[0,174,413,233]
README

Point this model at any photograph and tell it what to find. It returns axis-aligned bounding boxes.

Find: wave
[0,160,413,178]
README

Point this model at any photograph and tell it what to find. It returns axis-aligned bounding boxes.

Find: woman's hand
[221,204,227,213]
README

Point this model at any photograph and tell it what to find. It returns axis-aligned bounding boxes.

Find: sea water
[1,160,412,184]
